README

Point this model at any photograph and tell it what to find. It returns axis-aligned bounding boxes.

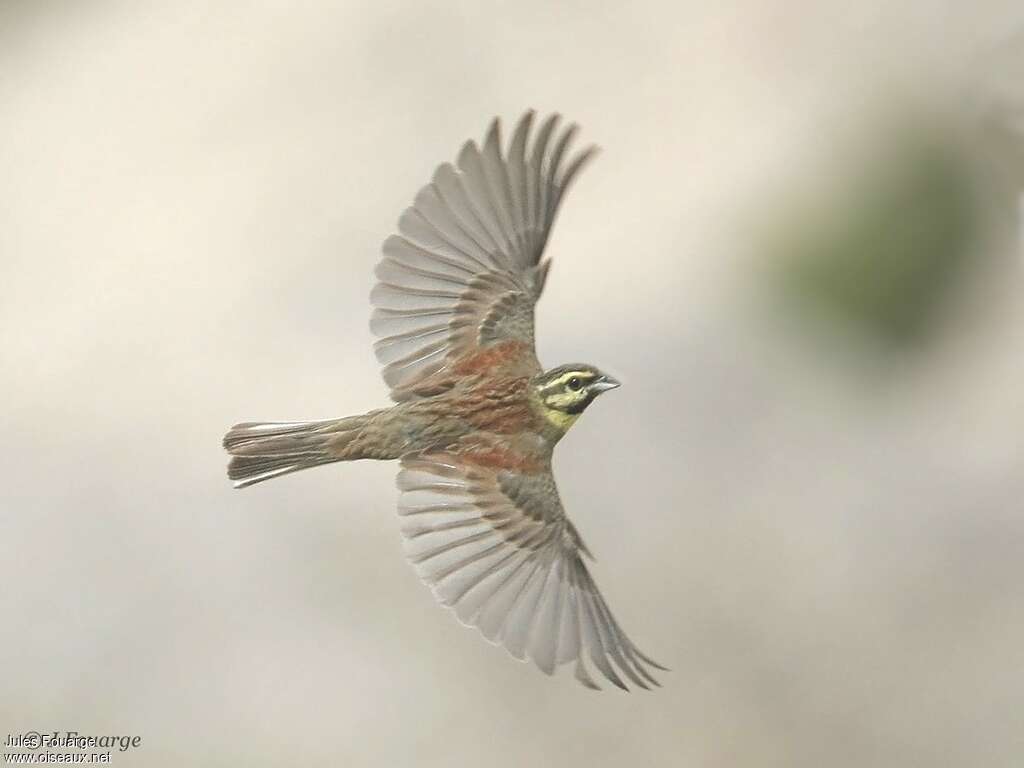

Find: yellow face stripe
[539,405,580,432]
[538,370,596,394]
[530,367,603,437]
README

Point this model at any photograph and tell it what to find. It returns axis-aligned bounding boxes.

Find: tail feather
[223,415,370,488]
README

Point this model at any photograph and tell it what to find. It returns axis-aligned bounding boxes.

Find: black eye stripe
[537,370,597,395]
[561,373,591,384]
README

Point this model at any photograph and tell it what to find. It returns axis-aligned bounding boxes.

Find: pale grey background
[3,1,1023,766]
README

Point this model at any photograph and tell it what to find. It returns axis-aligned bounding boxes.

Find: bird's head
[529,363,621,437]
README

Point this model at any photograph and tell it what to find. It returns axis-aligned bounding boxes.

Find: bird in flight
[223,111,664,690]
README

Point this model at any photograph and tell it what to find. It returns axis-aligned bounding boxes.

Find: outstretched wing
[397,452,665,690]
[371,111,598,401]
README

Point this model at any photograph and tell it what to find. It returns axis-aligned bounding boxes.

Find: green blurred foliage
[771,126,982,351]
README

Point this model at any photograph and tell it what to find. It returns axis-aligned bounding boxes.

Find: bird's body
[227,340,559,472]
[224,112,663,690]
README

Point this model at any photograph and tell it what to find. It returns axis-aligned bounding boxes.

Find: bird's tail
[223,414,372,488]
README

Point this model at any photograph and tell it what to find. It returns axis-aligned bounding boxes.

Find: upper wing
[397,452,665,690]
[371,111,598,401]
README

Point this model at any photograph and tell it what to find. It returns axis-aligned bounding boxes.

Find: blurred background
[2,1,1023,765]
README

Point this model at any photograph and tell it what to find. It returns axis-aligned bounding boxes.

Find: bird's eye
[567,376,583,391]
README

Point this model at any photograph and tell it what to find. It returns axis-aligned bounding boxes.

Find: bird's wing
[396,451,665,690]
[371,111,597,401]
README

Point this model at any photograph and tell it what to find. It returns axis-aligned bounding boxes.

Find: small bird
[223,111,664,690]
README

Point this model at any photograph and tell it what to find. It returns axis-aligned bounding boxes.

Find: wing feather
[371,111,598,399]
[395,453,663,690]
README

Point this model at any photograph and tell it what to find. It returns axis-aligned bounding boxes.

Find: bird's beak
[590,374,621,394]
